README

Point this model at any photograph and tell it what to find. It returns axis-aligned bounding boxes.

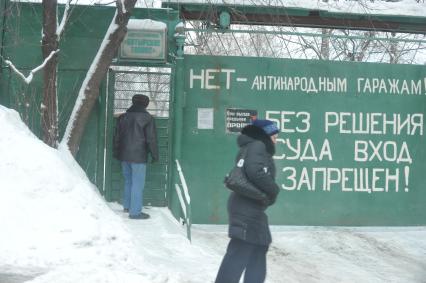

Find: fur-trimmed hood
[237,124,275,155]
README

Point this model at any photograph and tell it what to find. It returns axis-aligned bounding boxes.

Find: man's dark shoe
[123,208,129,213]
[129,212,150,219]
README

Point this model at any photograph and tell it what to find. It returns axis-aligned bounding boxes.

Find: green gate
[104,67,172,207]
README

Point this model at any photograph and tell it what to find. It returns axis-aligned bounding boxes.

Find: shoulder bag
[224,147,269,202]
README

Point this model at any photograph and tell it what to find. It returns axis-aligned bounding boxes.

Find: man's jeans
[122,162,147,216]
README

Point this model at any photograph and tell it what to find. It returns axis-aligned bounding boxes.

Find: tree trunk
[389,32,398,64]
[64,0,137,156]
[42,0,58,147]
[356,31,375,62]
[320,28,330,60]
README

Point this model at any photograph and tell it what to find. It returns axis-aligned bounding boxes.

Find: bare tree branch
[3,50,59,84]
[57,0,73,40]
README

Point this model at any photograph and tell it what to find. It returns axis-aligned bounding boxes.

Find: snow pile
[0,106,156,282]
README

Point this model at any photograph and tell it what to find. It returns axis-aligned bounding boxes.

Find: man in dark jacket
[113,94,159,220]
[216,119,280,283]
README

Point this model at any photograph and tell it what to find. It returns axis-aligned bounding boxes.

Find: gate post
[168,29,187,221]
[172,32,185,160]
[173,31,185,160]
[0,0,9,95]
[0,0,8,64]
[104,69,115,202]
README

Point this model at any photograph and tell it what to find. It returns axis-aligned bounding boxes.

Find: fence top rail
[162,1,426,34]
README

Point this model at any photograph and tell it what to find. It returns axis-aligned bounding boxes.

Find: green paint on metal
[162,2,312,17]
[104,70,116,202]
[96,77,108,196]
[168,56,187,223]
[162,1,426,34]
[175,159,192,241]
[219,11,230,29]
[181,55,426,226]
[0,0,8,64]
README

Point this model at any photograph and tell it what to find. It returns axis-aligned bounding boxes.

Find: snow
[1,104,426,283]
[175,160,191,204]
[127,19,167,30]
[56,0,72,40]
[120,0,127,14]
[4,50,59,85]
[0,106,155,282]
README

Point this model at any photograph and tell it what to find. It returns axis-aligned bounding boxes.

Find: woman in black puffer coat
[215,120,280,283]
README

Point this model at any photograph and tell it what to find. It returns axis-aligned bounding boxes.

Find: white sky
[1,105,426,283]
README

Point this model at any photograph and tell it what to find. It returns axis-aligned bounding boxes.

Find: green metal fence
[178,54,426,226]
[2,1,426,227]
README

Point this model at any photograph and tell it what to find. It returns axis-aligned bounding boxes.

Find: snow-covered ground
[1,104,426,283]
